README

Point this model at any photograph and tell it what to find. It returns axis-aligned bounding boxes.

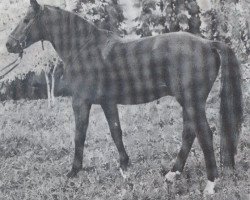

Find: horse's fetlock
[203,179,219,196]
[165,170,181,182]
[67,166,82,178]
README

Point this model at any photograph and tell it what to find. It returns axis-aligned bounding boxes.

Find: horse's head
[6,0,45,54]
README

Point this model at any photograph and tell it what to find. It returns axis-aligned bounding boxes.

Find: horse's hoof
[119,168,130,179]
[165,171,180,182]
[67,168,81,178]
[203,180,217,196]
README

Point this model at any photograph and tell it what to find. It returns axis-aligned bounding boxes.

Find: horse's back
[112,32,215,73]
[119,32,208,51]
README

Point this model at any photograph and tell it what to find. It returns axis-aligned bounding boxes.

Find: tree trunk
[51,62,58,105]
[44,70,51,108]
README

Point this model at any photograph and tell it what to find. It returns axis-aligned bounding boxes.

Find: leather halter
[0,6,47,79]
[9,5,46,50]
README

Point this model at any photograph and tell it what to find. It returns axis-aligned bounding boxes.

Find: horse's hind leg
[166,104,218,194]
[165,108,196,181]
[195,109,219,195]
[101,103,129,178]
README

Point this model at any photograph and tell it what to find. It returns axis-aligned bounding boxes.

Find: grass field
[0,64,249,200]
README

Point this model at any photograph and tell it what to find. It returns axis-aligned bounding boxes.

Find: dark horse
[6,0,242,195]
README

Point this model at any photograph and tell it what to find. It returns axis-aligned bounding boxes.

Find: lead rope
[0,36,44,80]
[0,52,23,80]
[42,40,45,50]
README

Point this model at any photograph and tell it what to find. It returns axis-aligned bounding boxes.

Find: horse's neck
[43,6,103,65]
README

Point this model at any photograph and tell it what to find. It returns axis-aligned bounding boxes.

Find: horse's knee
[110,123,122,135]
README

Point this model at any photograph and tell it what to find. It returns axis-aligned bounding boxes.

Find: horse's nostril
[6,42,11,48]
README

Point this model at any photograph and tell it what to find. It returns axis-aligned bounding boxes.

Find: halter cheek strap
[40,4,47,50]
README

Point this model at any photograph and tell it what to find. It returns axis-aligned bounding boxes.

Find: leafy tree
[186,0,201,34]
[75,0,125,35]
[133,0,202,37]
[201,0,249,61]
[134,0,167,37]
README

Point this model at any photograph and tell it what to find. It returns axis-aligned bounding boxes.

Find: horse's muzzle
[6,38,23,54]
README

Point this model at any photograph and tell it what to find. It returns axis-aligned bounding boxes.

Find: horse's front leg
[101,103,129,178]
[67,99,91,178]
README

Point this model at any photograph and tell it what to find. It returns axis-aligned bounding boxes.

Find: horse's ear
[30,0,40,12]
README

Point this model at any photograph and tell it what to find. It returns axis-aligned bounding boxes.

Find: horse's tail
[211,41,243,167]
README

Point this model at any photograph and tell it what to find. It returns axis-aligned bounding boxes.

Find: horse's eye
[23,19,30,24]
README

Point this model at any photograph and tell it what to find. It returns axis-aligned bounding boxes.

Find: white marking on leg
[203,179,218,195]
[120,168,129,179]
[165,171,180,182]
[114,122,118,127]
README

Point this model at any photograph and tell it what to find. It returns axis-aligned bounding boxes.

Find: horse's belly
[96,79,171,105]
[118,88,170,105]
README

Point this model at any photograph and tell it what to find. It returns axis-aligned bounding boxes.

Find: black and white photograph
[0,0,249,199]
